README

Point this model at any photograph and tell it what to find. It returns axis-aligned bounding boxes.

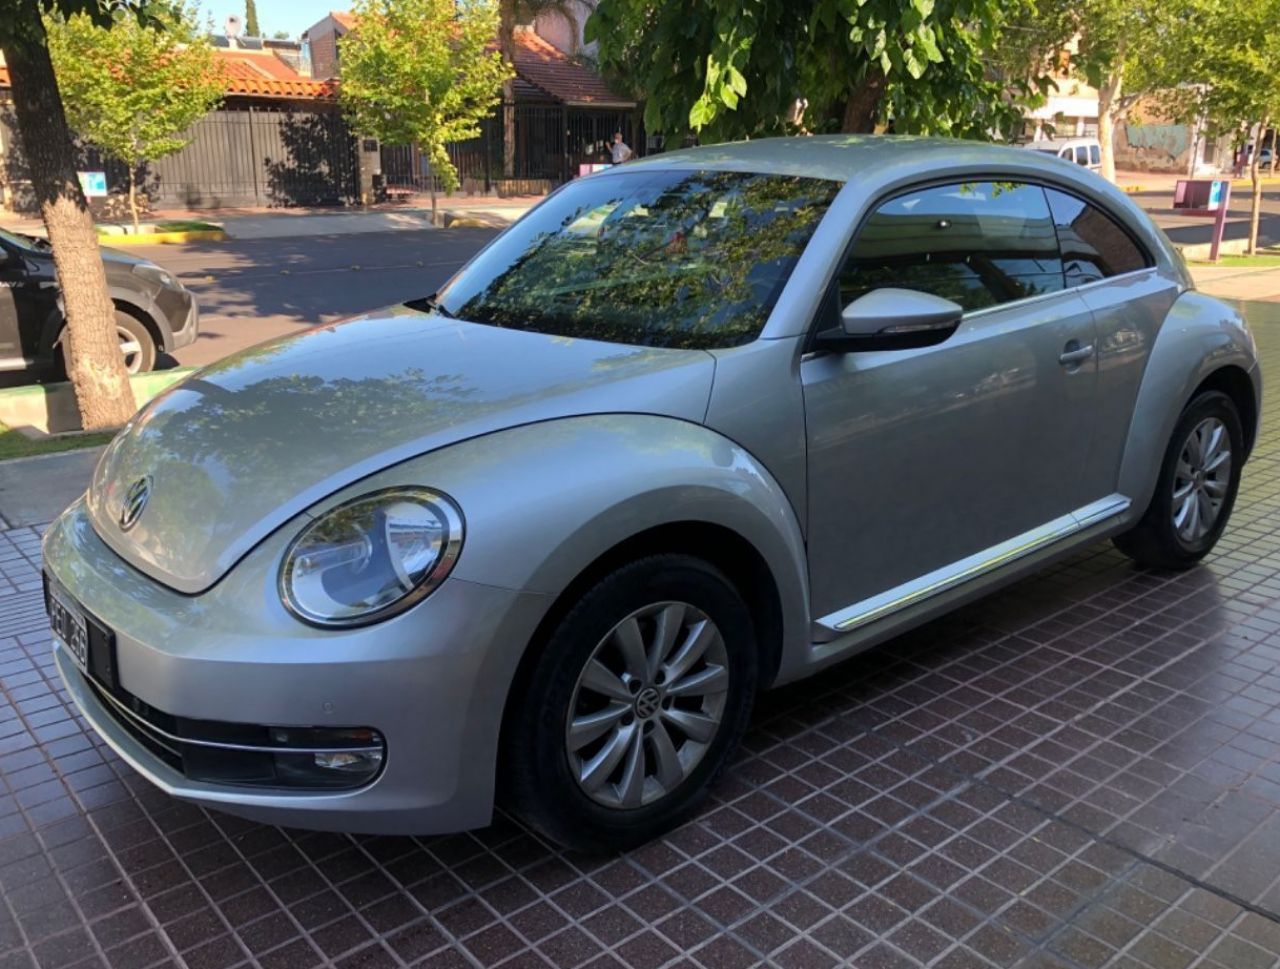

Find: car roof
[622,134,1080,183]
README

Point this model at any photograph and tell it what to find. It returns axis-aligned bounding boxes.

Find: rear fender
[1117,291,1260,515]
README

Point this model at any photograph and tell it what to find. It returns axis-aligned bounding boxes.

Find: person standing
[610,131,634,164]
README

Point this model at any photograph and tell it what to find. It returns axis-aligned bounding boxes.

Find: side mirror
[816,288,963,353]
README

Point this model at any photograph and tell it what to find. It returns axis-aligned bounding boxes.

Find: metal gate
[379,102,638,197]
[2,101,360,213]
[121,107,360,209]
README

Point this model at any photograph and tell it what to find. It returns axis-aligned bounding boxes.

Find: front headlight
[132,263,177,289]
[280,488,463,627]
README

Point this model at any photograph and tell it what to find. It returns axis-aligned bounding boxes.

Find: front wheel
[1114,390,1243,569]
[505,555,757,851]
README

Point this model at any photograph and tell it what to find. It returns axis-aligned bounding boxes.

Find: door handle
[1059,343,1095,366]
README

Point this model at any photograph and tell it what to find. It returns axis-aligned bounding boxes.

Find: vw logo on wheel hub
[634,687,661,719]
[119,476,152,531]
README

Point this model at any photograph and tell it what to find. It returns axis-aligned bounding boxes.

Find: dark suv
[0,227,198,375]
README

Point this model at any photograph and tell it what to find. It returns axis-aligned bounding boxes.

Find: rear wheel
[506,555,757,851]
[1114,390,1243,569]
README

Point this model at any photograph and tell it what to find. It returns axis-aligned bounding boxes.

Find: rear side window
[839,181,1064,313]
[1074,146,1089,165]
[1089,145,1101,165]
[1046,189,1149,285]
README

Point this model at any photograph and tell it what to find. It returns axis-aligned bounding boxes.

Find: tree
[1164,0,1280,254]
[244,0,259,36]
[0,0,156,430]
[497,0,581,178]
[339,0,511,224]
[994,0,1178,183]
[587,0,1025,144]
[47,2,224,231]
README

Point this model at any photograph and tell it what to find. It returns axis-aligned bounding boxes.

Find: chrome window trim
[961,266,1161,321]
[814,494,1131,635]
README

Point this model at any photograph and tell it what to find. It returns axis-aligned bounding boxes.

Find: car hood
[86,306,716,594]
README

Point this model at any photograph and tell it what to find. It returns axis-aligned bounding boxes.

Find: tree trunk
[1248,118,1266,254]
[128,166,141,233]
[1097,68,1123,184]
[500,6,517,180]
[2,8,134,430]
[841,70,885,134]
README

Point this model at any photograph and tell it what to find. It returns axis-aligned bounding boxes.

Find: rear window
[435,170,840,349]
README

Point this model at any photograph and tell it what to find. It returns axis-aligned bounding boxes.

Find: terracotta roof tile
[511,28,633,106]
[0,65,8,87]
[221,75,339,100]
[331,10,357,31]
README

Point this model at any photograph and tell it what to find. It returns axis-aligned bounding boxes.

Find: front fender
[311,412,812,675]
[1117,291,1261,514]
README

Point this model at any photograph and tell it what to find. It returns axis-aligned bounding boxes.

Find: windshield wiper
[406,294,457,319]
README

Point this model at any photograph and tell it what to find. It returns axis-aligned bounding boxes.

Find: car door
[0,241,27,363]
[1044,187,1177,496]
[802,180,1105,627]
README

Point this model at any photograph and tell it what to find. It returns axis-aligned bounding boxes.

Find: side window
[1059,148,1071,160]
[1074,146,1089,165]
[839,181,1064,314]
[1089,145,1101,165]
[1045,188,1149,286]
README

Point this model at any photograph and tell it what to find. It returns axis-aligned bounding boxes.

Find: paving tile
[0,310,1279,967]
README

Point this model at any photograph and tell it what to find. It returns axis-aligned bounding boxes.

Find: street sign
[77,171,107,198]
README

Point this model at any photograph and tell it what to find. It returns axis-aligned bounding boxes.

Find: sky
[198,0,338,39]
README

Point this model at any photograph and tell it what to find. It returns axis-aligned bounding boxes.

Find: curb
[97,229,227,245]
[0,367,195,438]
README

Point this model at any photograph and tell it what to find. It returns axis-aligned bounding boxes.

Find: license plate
[48,581,89,675]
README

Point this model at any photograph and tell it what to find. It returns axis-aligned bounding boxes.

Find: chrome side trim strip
[816,494,1131,634]
[87,677,383,756]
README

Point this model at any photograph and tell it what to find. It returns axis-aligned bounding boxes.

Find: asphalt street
[128,227,498,370]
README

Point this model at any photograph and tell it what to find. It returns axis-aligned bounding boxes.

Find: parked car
[0,227,198,375]
[1024,136,1103,172]
[43,137,1261,851]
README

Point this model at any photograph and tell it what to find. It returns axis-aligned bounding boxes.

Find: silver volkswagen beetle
[43,137,1261,851]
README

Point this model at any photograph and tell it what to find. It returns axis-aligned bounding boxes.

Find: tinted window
[1074,146,1089,165]
[1089,145,1101,165]
[1046,189,1149,285]
[839,182,1064,313]
[435,170,840,350]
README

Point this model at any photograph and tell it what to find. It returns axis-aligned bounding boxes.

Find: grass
[1192,248,1280,268]
[97,219,220,236]
[0,423,114,461]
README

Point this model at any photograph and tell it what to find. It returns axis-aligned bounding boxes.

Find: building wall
[533,0,598,57]
[306,22,341,79]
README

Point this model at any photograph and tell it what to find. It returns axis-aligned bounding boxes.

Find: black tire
[1113,390,1243,569]
[55,309,157,378]
[505,555,757,852]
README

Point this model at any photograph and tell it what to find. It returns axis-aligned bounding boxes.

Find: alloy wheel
[118,325,145,374]
[565,601,730,809]
[1172,416,1232,543]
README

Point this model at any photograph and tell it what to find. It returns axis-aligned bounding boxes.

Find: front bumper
[158,287,199,352]
[43,499,550,834]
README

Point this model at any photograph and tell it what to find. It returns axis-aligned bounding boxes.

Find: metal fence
[1,99,359,213]
[379,102,639,197]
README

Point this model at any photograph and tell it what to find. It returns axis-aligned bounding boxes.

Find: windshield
[0,227,47,253]
[434,169,841,350]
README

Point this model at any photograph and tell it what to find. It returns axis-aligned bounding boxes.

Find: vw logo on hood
[119,476,152,531]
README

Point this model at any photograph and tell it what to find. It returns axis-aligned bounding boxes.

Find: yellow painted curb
[96,229,227,245]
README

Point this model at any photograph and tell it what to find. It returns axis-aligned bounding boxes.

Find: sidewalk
[1189,262,1280,302]
[0,195,540,241]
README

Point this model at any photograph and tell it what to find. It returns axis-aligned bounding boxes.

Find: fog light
[314,750,384,772]
[267,727,386,789]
